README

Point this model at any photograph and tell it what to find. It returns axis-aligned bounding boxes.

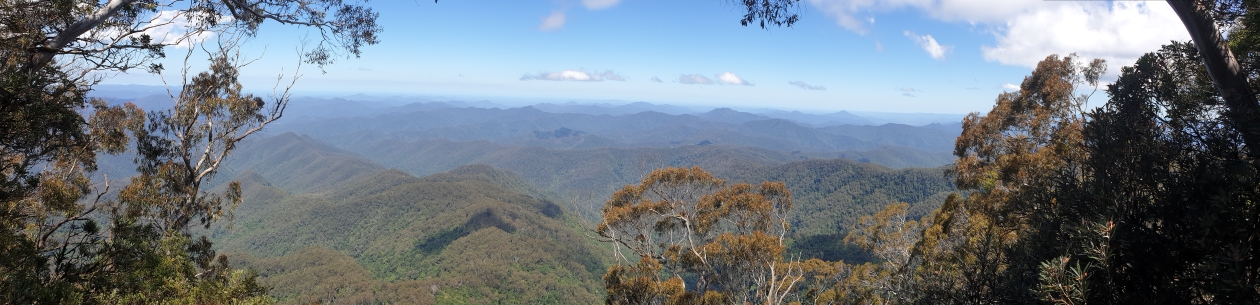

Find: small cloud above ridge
[716,72,752,86]
[679,74,714,85]
[521,70,626,82]
[582,0,621,10]
[538,11,565,31]
[789,81,826,90]
[904,31,951,60]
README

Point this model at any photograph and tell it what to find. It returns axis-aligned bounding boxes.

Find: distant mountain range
[90,84,967,127]
[216,132,952,240]
[268,104,961,156]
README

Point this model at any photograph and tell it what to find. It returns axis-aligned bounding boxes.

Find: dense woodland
[4,0,1260,304]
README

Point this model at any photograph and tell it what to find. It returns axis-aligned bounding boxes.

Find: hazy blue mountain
[531,101,700,115]
[817,123,961,152]
[697,108,773,124]
[272,105,959,155]
[212,133,385,193]
[848,111,967,126]
[756,109,876,126]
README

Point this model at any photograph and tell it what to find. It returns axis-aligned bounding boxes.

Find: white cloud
[716,72,752,86]
[521,70,625,81]
[98,10,228,48]
[651,77,663,83]
[982,2,1188,75]
[679,74,714,85]
[538,11,565,31]
[904,31,950,60]
[806,0,1188,75]
[582,0,621,10]
[790,81,826,90]
[1002,83,1020,91]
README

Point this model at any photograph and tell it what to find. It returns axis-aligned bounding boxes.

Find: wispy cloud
[896,87,919,92]
[679,74,715,85]
[716,72,752,86]
[521,70,625,81]
[650,77,663,83]
[538,11,565,31]
[582,0,621,10]
[789,81,826,90]
[599,71,625,81]
[903,92,917,97]
[904,31,951,60]
[358,67,372,71]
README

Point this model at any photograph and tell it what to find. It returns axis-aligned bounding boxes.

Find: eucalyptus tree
[1,0,381,303]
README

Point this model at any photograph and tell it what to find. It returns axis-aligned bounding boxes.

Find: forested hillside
[220,132,954,229]
[212,165,607,304]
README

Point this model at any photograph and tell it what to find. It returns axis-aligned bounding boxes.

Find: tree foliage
[596,167,934,305]
[853,44,1260,304]
[732,0,802,29]
[1,0,382,303]
[598,166,806,304]
[898,54,1104,304]
[2,43,285,304]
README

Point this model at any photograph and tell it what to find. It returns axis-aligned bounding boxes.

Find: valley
[170,96,961,304]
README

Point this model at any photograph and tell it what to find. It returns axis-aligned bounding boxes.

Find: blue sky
[103,0,1190,114]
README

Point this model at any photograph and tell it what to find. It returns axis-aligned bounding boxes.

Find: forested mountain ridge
[206,132,954,269]
[270,103,961,154]
[260,132,953,209]
[217,132,954,234]
[211,132,386,193]
[212,165,607,304]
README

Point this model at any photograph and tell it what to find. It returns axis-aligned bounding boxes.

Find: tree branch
[29,0,136,71]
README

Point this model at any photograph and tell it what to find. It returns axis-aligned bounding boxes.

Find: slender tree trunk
[1168,0,1260,160]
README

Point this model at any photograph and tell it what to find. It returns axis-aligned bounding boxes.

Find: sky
[101,0,1191,114]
